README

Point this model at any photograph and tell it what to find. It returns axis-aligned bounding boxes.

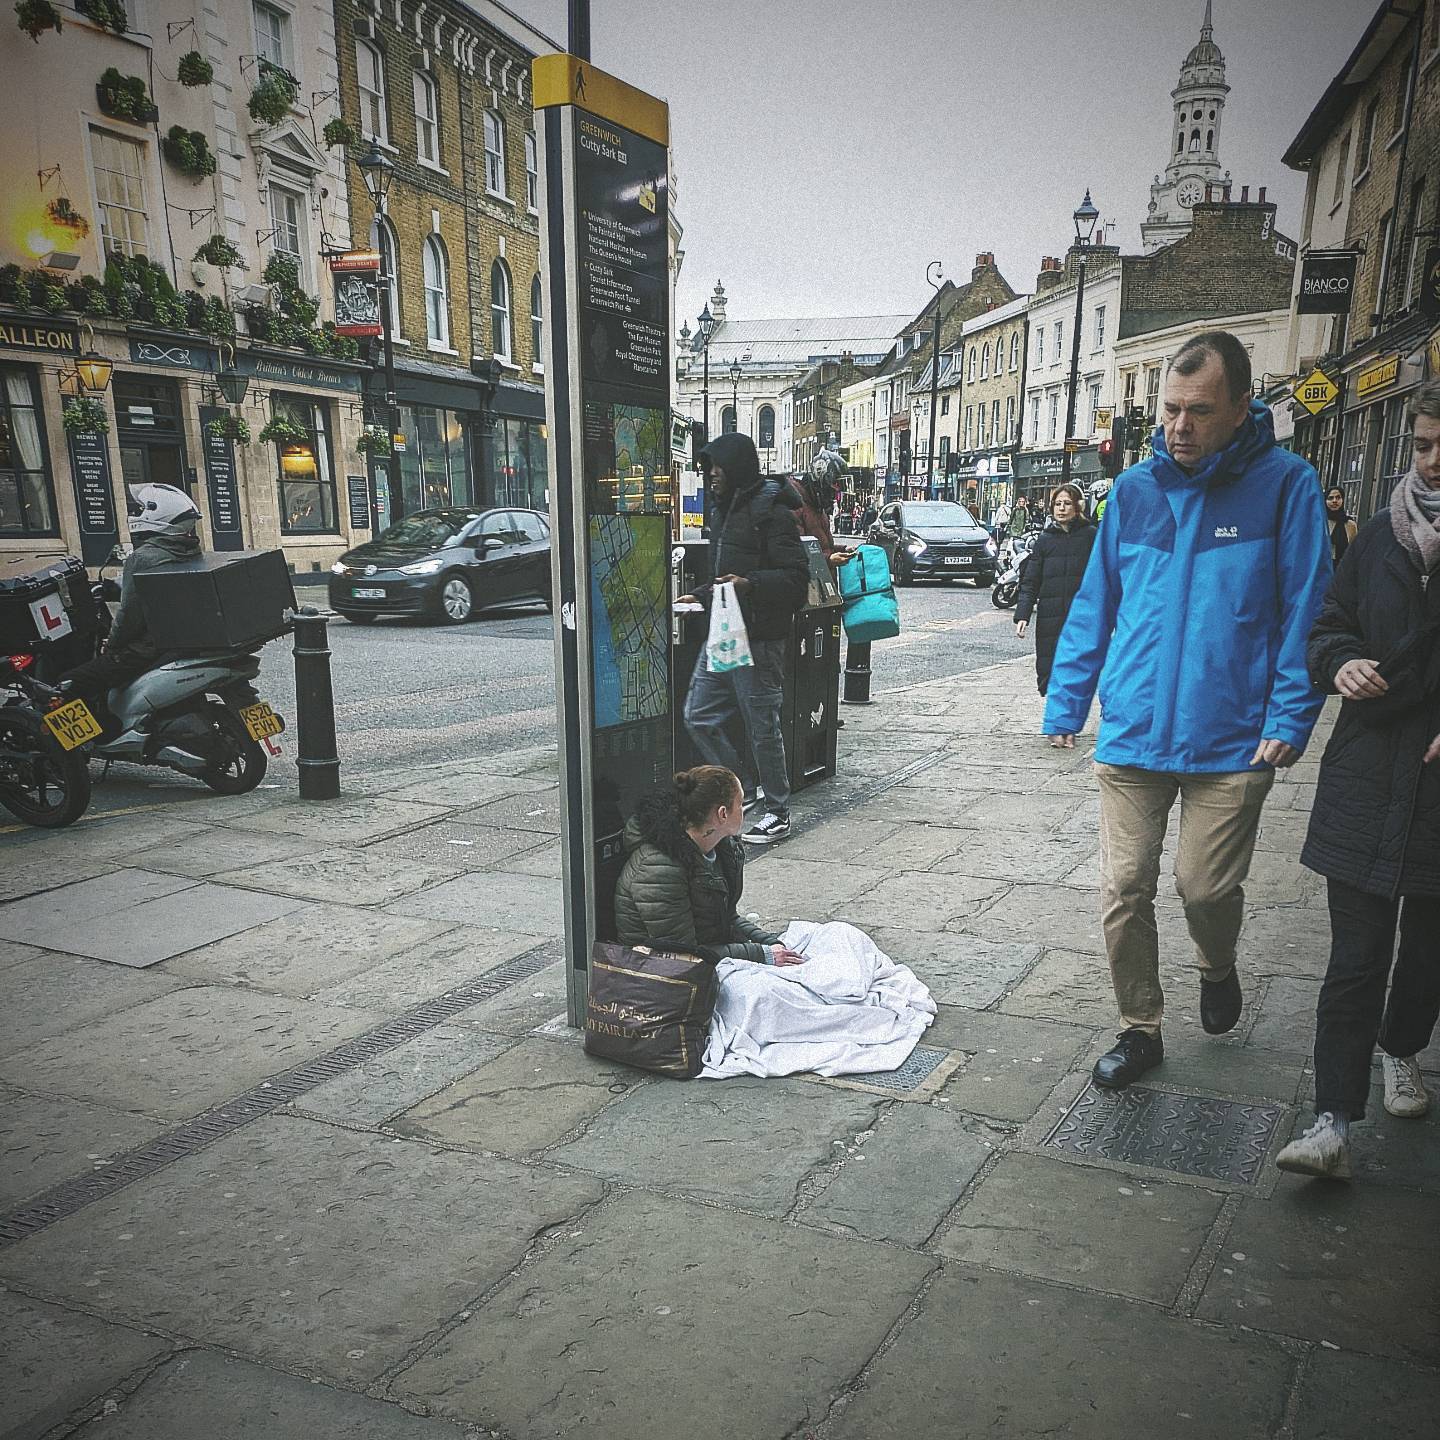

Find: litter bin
[783,539,843,794]
[0,555,102,682]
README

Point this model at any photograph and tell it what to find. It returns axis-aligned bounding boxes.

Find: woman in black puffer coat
[1277,382,1440,1181]
[1014,484,1097,694]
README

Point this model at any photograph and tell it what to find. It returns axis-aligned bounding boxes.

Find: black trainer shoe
[741,792,762,815]
[1092,1028,1164,1090]
[1200,967,1243,1035]
[743,811,791,844]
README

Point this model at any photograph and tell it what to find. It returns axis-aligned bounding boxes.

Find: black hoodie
[695,433,808,641]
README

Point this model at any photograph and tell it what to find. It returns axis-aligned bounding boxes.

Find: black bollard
[292,607,340,799]
[842,639,873,704]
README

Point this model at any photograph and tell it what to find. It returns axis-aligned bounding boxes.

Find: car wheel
[337,610,377,625]
[895,558,914,587]
[436,573,475,624]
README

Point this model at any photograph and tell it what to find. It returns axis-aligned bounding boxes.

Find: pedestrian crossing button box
[134,549,297,654]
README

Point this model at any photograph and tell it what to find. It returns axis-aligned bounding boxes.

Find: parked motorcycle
[0,653,93,828]
[77,565,287,794]
[991,526,1041,609]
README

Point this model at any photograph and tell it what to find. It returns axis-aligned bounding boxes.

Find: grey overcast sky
[506,0,1371,325]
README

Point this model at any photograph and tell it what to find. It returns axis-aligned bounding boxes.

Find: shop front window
[1339,407,1370,519]
[395,404,468,515]
[272,394,337,533]
[0,365,57,535]
[1377,395,1413,501]
[483,417,548,510]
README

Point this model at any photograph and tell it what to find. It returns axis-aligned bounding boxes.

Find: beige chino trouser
[1096,763,1275,1035]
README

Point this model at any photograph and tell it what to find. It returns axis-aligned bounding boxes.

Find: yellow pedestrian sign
[1292,369,1339,416]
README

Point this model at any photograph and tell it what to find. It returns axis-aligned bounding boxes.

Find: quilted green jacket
[613,814,779,964]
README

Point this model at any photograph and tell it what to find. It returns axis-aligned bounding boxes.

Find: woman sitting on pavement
[613,765,805,967]
[1014,483,1097,698]
[1277,380,1440,1180]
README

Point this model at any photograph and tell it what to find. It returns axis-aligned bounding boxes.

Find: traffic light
[1099,416,1125,478]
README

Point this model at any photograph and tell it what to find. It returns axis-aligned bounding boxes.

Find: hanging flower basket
[258,415,309,446]
[16,1,62,43]
[97,69,158,124]
[193,235,241,269]
[322,117,357,149]
[62,396,110,435]
[206,412,251,444]
[162,126,217,179]
[248,62,299,126]
[356,426,391,457]
[177,51,214,87]
[45,197,90,240]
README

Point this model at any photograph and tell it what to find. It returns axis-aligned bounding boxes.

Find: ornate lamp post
[925,260,943,498]
[728,359,741,435]
[355,141,398,522]
[697,301,716,442]
[1060,189,1100,489]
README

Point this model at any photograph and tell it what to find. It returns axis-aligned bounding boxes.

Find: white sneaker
[1276,1113,1352,1180]
[1382,1054,1431,1118]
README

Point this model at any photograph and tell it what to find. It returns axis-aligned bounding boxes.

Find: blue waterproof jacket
[1043,401,1330,772]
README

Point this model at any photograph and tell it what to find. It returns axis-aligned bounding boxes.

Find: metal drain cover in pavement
[1043,1083,1284,1185]
[820,1045,962,1101]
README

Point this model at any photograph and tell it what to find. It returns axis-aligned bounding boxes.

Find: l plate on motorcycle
[238,700,283,742]
[43,698,103,751]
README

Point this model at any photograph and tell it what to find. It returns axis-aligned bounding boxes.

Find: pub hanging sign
[1296,250,1359,316]
[329,249,382,338]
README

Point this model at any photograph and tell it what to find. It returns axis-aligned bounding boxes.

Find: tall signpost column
[535,56,674,1026]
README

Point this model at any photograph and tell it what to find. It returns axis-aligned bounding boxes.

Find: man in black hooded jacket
[678,433,809,842]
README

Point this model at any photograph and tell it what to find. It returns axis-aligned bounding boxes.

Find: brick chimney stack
[973,251,995,279]
[1036,255,1065,293]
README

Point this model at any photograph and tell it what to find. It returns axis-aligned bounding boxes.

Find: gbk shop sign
[1296,251,1358,315]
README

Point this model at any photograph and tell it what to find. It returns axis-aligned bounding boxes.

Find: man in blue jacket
[1045,332,1330,1090]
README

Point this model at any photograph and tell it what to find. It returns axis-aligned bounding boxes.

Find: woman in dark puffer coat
[1014,483,1097,695]
[1278,380,1440,1181]
[613,766,803,966]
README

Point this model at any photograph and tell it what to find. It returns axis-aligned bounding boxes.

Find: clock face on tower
[1177,178,1204,208]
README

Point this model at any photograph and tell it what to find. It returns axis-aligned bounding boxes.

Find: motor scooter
[990,526,1041,609]
[0,652,92,827]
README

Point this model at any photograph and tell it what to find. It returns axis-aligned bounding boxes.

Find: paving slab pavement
[1,660,1435,1437]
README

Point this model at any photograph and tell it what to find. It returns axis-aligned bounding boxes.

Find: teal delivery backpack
[838,543,901,642]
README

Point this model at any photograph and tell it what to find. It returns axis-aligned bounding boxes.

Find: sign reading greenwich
[0,314,78,354]
[1296,250,1358,316]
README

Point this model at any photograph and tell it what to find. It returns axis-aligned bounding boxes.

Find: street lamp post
[697,301,715,443]
[925,260,943,498]
[729,359,740,438]
[355,142,398,525]
[1060,189,1100,490]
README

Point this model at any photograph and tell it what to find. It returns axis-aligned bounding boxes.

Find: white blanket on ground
[699,921,935,1080]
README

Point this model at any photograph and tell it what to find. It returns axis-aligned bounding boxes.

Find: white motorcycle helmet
[127,483,201,539]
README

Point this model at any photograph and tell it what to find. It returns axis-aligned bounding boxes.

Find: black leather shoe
[1201,967,1243,1035]
[1092,1028,1164,1090]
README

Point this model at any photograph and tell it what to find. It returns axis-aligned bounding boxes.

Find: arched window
[356,40,388,143]
[1177,132,1184,154]
[757,404,775,448]
[524,132,539,212]
[1189,129,1201,152]
[1206,129,1214,151]
[490,258,512,362]
[979,344,989,379]
[483,111,506,196]
[530,273,543,366]
[370,215,401,338]
[967,346,976,382]
[423,235,450,348]
[1009,332,1019,370]
[413,70,439,164]
[720,404,736,434]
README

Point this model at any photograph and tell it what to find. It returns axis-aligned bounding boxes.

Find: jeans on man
[1096,763,1274,1033]
[1314,880,1440,1120]
[684,638,790,814]
[60,653,146,741]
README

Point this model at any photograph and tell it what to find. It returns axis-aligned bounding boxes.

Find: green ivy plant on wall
[15,1,63,42]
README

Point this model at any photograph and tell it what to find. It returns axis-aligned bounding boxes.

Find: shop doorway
[115,376,190,499]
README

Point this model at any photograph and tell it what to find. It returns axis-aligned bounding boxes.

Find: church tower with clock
[1141,1,1233,253]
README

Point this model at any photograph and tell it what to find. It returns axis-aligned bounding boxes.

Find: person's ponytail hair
[672,765,741,828]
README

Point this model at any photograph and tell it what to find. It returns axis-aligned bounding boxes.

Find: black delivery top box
[133,550,296,654]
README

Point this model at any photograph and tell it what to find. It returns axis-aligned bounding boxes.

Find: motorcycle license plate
[239,701,284,742]
[43,698,102,751]
[944,555,973,565]
[352,586,385,599]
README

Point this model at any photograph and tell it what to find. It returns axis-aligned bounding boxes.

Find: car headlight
[330,561,348,575]
[399,558,445,575]
[985,540,998,556]
[906,539,927,555]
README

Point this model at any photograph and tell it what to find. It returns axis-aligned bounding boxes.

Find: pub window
[252,0,290,69]
[0,365,58,536]
[356,40,388,144]
[525,132,539,212]
[268,182,309,286]
[271,394,337,534]
[484,111,506,197]
[531,273,543,368]
[370,215,401,339]
[423,234,450,349]
[490,259,512,362]
[90,127,149,259]
[413,70,440,165]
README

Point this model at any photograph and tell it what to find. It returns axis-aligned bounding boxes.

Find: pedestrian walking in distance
[1045,331,1331,1090]
[1278,381,1440,1180]
[1324,484,1358,568]
[1013,483,1097,696]
[678,433,809,845]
